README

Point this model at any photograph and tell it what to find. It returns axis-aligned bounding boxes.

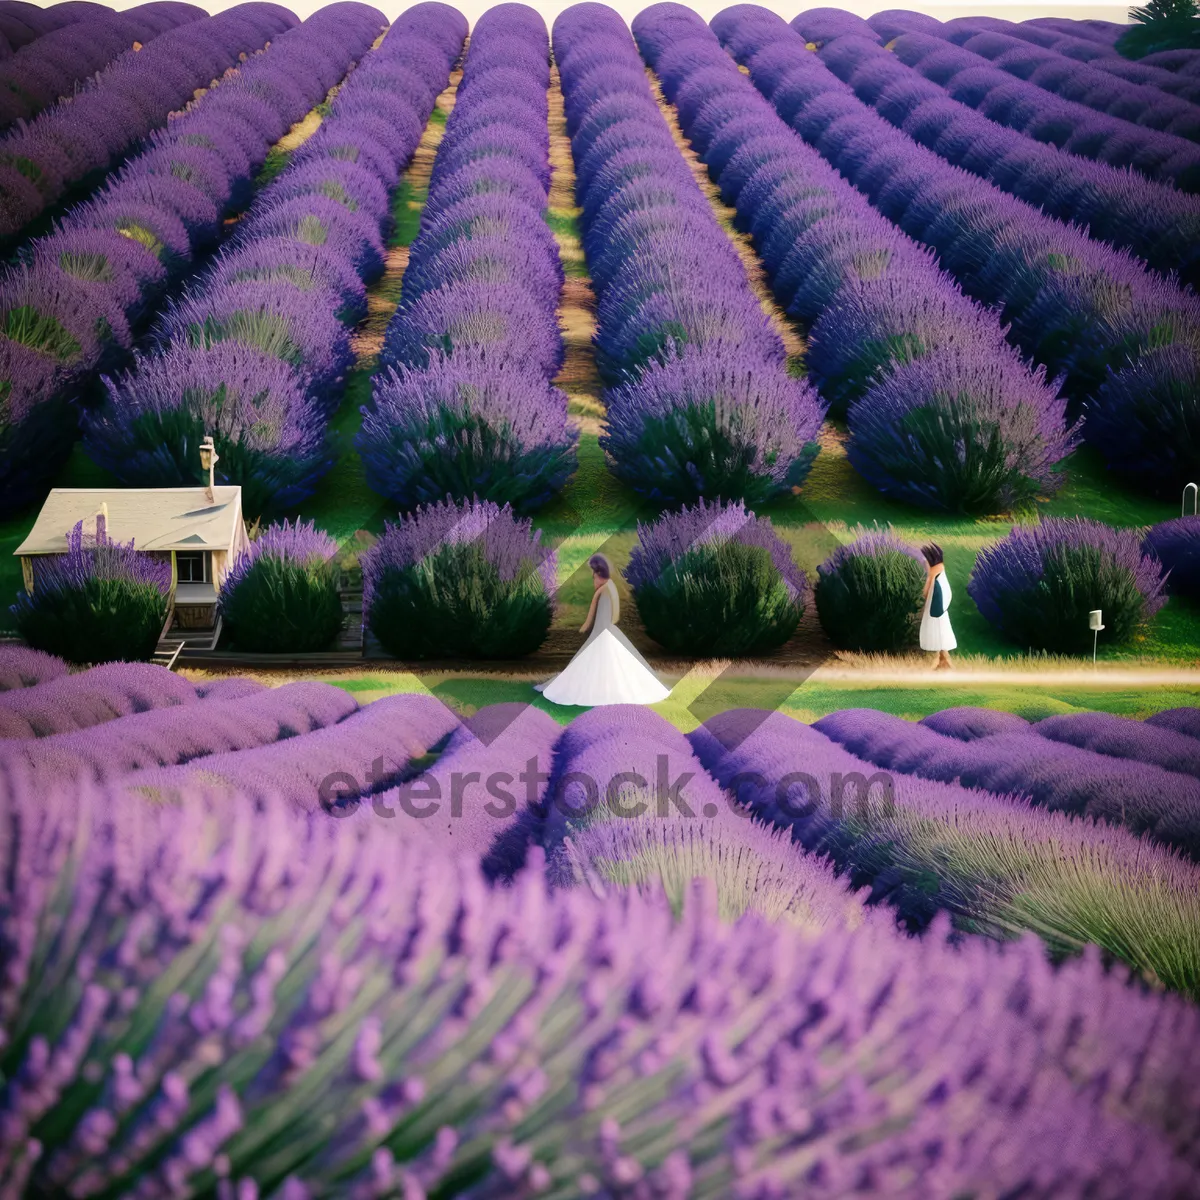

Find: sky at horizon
[98,1,1134,28]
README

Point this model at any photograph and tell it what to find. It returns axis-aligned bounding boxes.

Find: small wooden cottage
[14,486,251,641]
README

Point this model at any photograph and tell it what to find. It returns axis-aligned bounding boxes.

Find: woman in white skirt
[920,543,955,670]
[534,554,670,706]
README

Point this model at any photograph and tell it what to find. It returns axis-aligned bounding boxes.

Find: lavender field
[2,2,1200,1193]
[3,645,1200,1193]
[0,0,1197,665]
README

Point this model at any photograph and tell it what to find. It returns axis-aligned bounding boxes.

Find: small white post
[1184,482,1198,518]
[1089,609,1104,666]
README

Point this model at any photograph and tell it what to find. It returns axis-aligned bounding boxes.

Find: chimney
[199,435,219,502]
[95,502,108,545]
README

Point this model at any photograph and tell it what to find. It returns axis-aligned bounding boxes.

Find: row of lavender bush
[82,3,468,519]
[3,634,1200,1006]
[814,705,1200,860]
[886,26,1200,191]
[554,1,824,507]
[927,19,1200,140]
[715,5,1200,495]
[361,1,578,514]
[0,2,204,131]
[5,779,1199,1194]
[813,30,1200,287]
[833,9,1200,100]
[0,1,382,513]
[0,2,296,243]
[0,1,110,55]
[636,3,1075,516]
[691,705,1200,999]
[0,677,355,788]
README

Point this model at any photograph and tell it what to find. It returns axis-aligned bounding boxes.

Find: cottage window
[176,551,209,584]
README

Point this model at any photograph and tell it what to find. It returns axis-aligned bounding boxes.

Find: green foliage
[367,541,553,659]
[634,540,803,656]
[14,576,167,664]
[816,548,926,652]
[1120,0,1200,56]
[624,400,820,508]
[220,557,344,653]
[2,306,81,360]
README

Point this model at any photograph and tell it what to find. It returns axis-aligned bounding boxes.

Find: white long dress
[535,580,670,706]
[919,569,957,652]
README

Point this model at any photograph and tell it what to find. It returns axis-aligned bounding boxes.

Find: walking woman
[920,543,955,670]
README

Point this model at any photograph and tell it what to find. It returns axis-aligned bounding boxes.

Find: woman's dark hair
[921,543,944,567]
[588,554,611,579]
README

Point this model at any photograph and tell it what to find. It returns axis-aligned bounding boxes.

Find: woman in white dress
[535,555,670,706]
[919,543,955,670]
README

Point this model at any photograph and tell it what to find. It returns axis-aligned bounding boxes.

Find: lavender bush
[814,527,927,651]
[0,2,389,512]
[1085,345,1200,493]
[119,690,458,806]
[640,4,1073,515]
[920,705,1031,739]
[601,343,824,506]
[10,520,171,664]
[0,643,66,691]
[815,706,1200,860]
[969,517,1168,652]
[712,6,1200,499]
[362,498,556,660]
[0,679,356,790]
[0,3,297,244]
[846,345,1077,512]
[361,350,577,513]
[365,5,571,512]
[218,519,344,653]
[627,498,805,655]
[558,3,823,506]
[1144,515,1200,599]
[693,706,1200,997]
[86,342,333,517]
[4,781,1200,1195]
[1034,711,1200,779]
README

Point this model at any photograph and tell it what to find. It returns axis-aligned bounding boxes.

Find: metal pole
[1093,628,1098,666]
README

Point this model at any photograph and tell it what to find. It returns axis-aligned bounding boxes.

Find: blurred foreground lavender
[2,778,1199,1197]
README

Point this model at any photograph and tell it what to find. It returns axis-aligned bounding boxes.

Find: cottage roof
[14,488,245,556]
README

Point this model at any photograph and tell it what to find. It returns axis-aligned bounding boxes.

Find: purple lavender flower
[85,342,333,516]
[968,516,1168,652]
[601,341,824,506]
[1143,516,1200,600]
[155,279,355,415]
[360,348,577,513]
[920,705,1031,740]
[628,497,805,600]
[0,660,196,738]
[381,282,565,377]
[0,680,357,790]
[362,497,556,660]
[0,644,67,692]
[10,520,172,664]
[847,344,1077,513]
[626,496,806,655]
[6,772,1200,1194]
[1085,346,1200,495]
[218,520,345,653]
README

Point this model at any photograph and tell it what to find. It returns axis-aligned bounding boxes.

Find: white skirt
[537,627,670,707]
[919,574,957,652]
